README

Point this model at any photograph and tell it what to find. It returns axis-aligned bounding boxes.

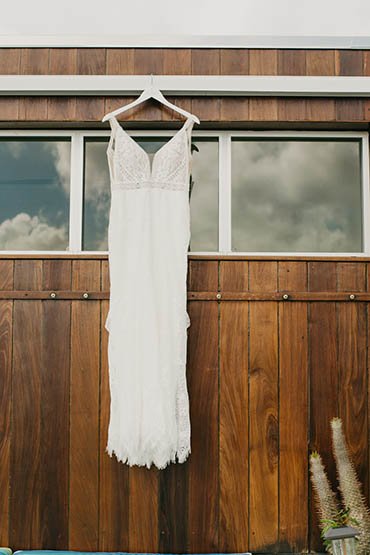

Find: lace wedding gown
[104,115,194,469]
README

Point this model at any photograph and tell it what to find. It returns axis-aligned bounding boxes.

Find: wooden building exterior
[1,46,370,554]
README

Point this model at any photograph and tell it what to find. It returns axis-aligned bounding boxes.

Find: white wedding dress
[104,115,194,469]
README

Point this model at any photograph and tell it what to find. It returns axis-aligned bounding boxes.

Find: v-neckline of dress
[111,114,192,178]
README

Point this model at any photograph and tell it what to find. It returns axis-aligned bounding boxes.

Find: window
[82,135,219,252]
[232,138,363,253]
[0,137,71,250]
[0,129,368,255]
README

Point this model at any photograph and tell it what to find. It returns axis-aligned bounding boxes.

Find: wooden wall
[0,256,370,553]
[0,47,370,553]
[0,48,369,124]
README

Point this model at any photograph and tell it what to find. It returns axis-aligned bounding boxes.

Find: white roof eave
[0,34,369,49]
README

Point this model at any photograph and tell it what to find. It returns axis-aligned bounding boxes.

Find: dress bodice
[107,115,194,192]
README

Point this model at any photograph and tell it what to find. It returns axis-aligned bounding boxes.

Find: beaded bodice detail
[107,115,194,192]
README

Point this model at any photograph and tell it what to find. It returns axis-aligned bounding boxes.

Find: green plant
[320,507,360,552]
[309,418,369,555]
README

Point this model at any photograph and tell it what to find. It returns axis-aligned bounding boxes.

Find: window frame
[0,128,368,256]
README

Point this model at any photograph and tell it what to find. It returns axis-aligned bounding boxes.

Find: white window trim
[0,128,368,257]
[1,75,370,97]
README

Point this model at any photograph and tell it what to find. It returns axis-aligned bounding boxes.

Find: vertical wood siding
[0,48,369,124]
[0,45,369,553]
[1,257,370,553]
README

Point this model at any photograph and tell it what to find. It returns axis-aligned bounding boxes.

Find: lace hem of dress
[106,436,190,470]
[105,301,191,469]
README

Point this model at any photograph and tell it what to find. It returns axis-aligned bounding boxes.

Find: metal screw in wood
[282,294,289,300]
[50,292,56,298]
[216,293,222,299]
[83,292,89,299]
[349,294,356,300]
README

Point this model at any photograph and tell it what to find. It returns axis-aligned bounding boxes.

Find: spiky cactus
[310,451,340,528]
[331,417,370,555]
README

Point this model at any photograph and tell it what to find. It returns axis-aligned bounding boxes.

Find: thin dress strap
[107,116,121,184]
[107,116,120,151]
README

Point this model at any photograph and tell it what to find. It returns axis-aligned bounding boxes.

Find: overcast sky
[1,0,370,39]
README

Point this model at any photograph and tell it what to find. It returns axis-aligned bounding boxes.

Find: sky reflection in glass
[0,138,70,250]
[232,139,362,252]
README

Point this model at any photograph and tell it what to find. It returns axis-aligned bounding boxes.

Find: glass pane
[232,139,362,252]
[0,138,71,250]
[83,136,219,252]
[189,138,218,252]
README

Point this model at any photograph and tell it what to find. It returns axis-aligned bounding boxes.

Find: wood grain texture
[278,98,307,121]
[279,261,307,291]
[306,50,336,75]
[335,50,364,75]
[309,261,337,292]
[10,300,42,550]
[191,98,220,121]
[158,460,189,553]
[43,259,72,290]
[188,260,218,291]
[249,49,278,75]
[364,51,370,76]
[0,47,359,78]
[335,99,365,120]
[0,49,20,74]
[20,48,49,74]
[106,49,135,74]
[249,262,278,552]
[366,99,370,121]
[39,300,70,548]
[72,260,100,290]
[337,262,366,292]
[104,96,137,120]
[0,260,14,290]
[0,97,19,120]
[220,300,249,552]
[337,264,368,500]
[49,49,78,74]
[191,49,220,74]
[99,301,129,551]
[188,301,219,552]
[129,467,159,552]
[309,299,339,552]
[0,300,12,545]
[78,48,106,75]
[161,96,192,121]
[69,262,100,550]
[75,97,105,121]
[249,97,278,121]
[2,256,370,553]
[19,97,48,121]
[134,49,164,74]
[163,49,191,75]
[220,260,249,291]
[47,97,77,121]
[250,261,278,292]
[39,259,71,547]
[220,49,249,75]
[309,260,338,551]
[306,98,335,121]
[220,97,249,121]
[131,98,163,121]
[14,259,42,290]
[278,50,306,75]
[279,262,308,552]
